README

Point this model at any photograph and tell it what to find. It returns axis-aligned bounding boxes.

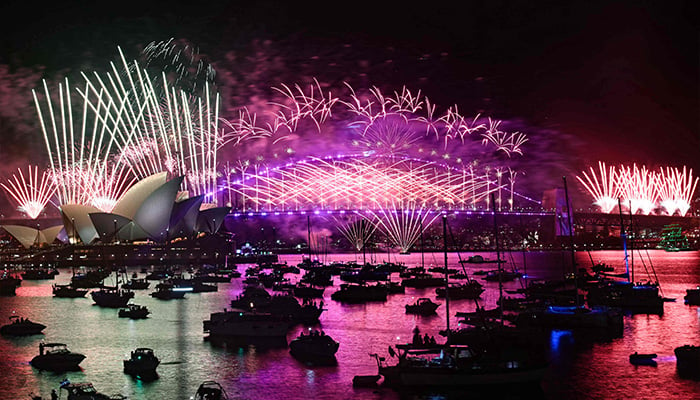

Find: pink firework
[0,166,57,219]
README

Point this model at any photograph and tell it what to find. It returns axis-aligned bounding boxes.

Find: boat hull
[31,353,85,371]
[381,365,548,387]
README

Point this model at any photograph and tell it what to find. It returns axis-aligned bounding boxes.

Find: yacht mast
[562,177,578,306]
[442,214,450,340]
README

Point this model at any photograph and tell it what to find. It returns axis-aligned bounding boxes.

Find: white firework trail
[0,165,57,219]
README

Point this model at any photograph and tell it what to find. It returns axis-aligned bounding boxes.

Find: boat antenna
[442,213,450,341]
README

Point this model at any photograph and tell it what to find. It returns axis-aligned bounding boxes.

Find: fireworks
[576,162,621,214]
[0,166,57,219]
[333,214,377,252]
[224,155,499,212]
[576,162,698,216]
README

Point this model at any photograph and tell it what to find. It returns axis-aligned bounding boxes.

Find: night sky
[0,0,697,212]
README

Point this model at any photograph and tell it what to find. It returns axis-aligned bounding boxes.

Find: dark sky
[0,0,698,205]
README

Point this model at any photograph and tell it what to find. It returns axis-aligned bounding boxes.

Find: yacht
[203,309,289,342]
[376,343,548,387]
[150,282,189,300]
[330,283,388,303]
[122,277,150,290]
[59,382,125,400]
[123,347,160,377]
[435,281,484,299]
[118,304,150,319]
[194,381,228,400]
[0,315,46,336]
[91,286,134,308]
[30,342,85,371]
[405,298,440,315]
[52,284,88,298]
[289,330,339,363]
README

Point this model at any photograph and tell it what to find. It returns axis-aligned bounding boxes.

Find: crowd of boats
[3,223,700,395]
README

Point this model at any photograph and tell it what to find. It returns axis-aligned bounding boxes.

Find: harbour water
[1,250,700,399]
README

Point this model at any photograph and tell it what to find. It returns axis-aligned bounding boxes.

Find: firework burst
[0,166,57,219]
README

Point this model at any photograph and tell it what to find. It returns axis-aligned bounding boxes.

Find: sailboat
[585,199,665,313]
[375,214,549,388]
[515,177,624,332]
[91,271,134,308]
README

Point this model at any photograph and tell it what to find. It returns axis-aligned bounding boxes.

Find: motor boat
[150,282,189,300]
[123,348,160,378]
[435,281,484,299]
[289,330,339,363]
[52,284,88,298]
[118,304,150,319]
[30,342,85,371]
[122,278,150,290]
[0,315,46,336]
[405,298,440,315]
[675,344,700,379]
[59,382,126,400]
[629,352,657,366]
[193,381,228,400]
[203,308,289,343]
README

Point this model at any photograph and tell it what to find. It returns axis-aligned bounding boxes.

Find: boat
[483,269,522,282]
[0,315,46,336]
[400,274,446,288]
[30,342,85,371]
[118,304,150,319]
[352,374,382,387]
[194,381,228,400]
[516,178,624,333]
[230,285,273,309]
[435,281,484,299]
[0,271,21,295]
[375,214,548,389]
[293,283,324,299]
[460,255,501,263]
[121,278,150,290]
[405,298,440,315]
[330,283,388,303]
[657,224,690,252]
[516,305,623,331]
[684,286,700,305]
[21,267,59,280]
[376,343,548,387]
[203,309,289,343]
[59,382,126,400]
[150,282,189,300]
[586,200,666,313]
[289,330,339,363]
[231,288,324,324]
[52,284,89,298]
[123,347,160,377]
[629,352,657,366]
[91,286,134,308]
[675,345,700,379]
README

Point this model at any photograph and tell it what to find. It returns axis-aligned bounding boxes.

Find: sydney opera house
[0,173,238,268]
